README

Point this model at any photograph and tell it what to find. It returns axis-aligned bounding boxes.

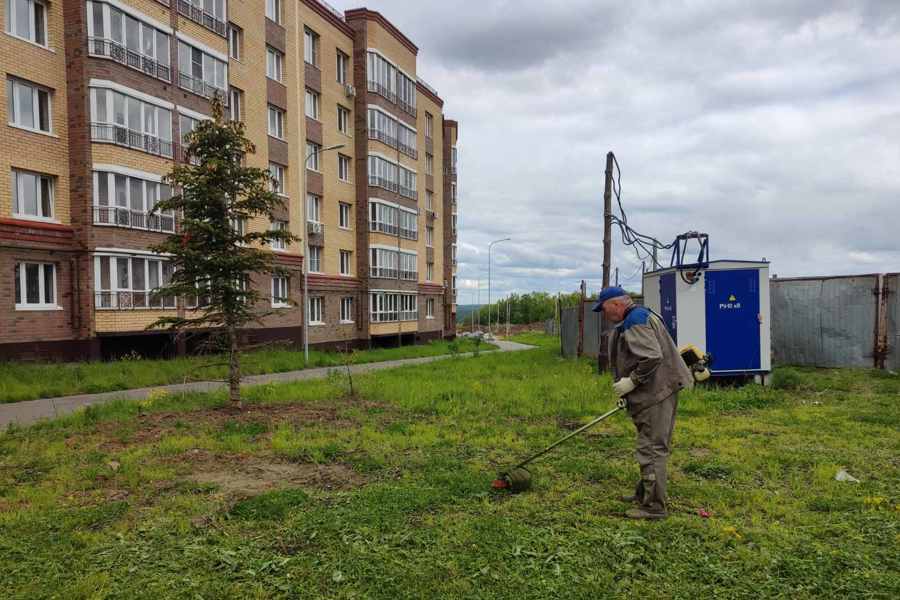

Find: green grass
[0,338,491,404]
[1,342,898,599]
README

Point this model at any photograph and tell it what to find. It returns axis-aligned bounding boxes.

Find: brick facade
[0,0,459,360]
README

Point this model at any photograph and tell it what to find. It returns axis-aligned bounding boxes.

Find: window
[371,292,416,323]
[340,296,353,322]
[367,155,416,199]
[425,112,433,140]
[7,77,50,133]
[399,209,417,240]
[93,255,175,309]
[304,27,319,67]
[89,86,173,157]
[426,262,433,282]
[308,295,323,323]
[426,153,433,176]
[426,190,433,211]
[177,41,228,98]
[266,0,281,24]
[426,298,435,318]
[86,2,171,80]
[367,107,416,158]
[267,105,285,139]
[6,0,47,46]
[399,252,417,281]
[306,141,321,171]
[308,246,322,273]
[177,0,226,36]
[229,87,243,121]
[426,226,434,247]
[337,105,350,134]
[338,154,351,182]
[93,171,175,232]
[11,169,53,220]
[272,275,290,307]
[269,162,285,194]
[228,24,242,60]
[266,46,284,82]
[14,262,56,309]
[271,220,287,251]
[305,89,319,119]
[338,202,351,229]
[370,247,398,279]
[451,181,457,202]
[366,51,396,102]
[340,250,352,276]
[336,50,348,84]
[306,193,320,223]
[396,71,416,116]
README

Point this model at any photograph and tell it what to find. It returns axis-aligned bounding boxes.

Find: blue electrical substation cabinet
[643,260,771,380]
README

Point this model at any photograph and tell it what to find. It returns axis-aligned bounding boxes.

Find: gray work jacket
[609,306,694,415]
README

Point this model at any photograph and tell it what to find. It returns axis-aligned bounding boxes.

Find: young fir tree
[149,98,296,409]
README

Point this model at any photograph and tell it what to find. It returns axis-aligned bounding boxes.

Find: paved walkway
[0,340,536,429]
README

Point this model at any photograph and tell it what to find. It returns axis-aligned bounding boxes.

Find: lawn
[1,334,898,598]
[0,337,491,404]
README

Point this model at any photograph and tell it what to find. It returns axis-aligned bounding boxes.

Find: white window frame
[177,40,228,97]
[228,87,242,121]
[269,162,285,195]
[338,154,351,182]
[426,262,433,282]
[92,170,175,232]
[266,46,284,82]
[308,296,324,324]
[426,298,435,319]
[270,219,287,251]
[426,190,433,211]
[425,112,433,139]
[6,0,48,47]
[338,202,351,230]
[7,77,51,133]
[306,193,321,224]
[340,296,353,323]
[14,262,58,310]
[272,275,290,307]
[89,86,174,157]
[426,153,433,176]
[266,0,281,24]
[93,254,175,310]
[336,50,348,84]
[306,141,321,171]
[339,250,352,276]
[308,245,322,273]
[426,226,434,247]
[305,88,320,120]
[11,168,54,221]
[337,104,350,135]
[304,27,319,67]
[267,104,285,139]
[228,23,242,60]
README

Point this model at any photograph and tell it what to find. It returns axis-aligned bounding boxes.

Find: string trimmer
[492,399,627,493]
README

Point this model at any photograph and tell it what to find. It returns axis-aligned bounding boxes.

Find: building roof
[344,8,419,55]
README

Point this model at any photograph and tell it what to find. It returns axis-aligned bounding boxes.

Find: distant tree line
[458,291,582,326]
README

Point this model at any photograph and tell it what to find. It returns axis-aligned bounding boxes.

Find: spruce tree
[150,98,295,409]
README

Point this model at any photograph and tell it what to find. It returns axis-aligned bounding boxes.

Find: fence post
[875,274,889,369]
[577,281,586,357]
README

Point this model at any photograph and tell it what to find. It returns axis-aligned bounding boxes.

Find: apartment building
[0,0,459,360]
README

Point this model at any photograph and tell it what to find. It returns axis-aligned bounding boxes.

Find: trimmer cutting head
[492,467,532,493]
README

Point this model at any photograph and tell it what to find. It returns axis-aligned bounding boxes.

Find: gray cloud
[331,0,900,300]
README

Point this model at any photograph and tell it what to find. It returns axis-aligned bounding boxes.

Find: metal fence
[560,302,604,359]
[886,274,900,370]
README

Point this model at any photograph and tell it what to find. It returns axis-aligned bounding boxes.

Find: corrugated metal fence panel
[560,307,578,358]
[771,276,877,368]
[886,274,900,370]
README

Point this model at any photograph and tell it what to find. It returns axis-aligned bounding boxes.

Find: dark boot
[619,479,644,503]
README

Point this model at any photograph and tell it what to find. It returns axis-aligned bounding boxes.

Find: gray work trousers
[630,393,678,513]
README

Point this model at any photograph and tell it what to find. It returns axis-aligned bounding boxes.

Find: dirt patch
[189,458,366,496]
[689,447,712,458]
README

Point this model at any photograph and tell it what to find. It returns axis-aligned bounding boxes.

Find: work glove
[613,377,637,398]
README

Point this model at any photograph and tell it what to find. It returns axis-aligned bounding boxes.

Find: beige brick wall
[94,309,176,333]
[417,92,444,284]
[176,17,228,56]
[0,0,70,223]
[365,21,416,77]
[121,0,171,25]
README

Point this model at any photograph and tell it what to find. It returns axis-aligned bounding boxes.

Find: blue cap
[592,286,628,312]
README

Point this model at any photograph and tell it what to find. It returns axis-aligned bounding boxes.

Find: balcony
[94,206,176,233]
[398,98,416,119]
[95,291,177,310]
[178,72,226,101]
[91,123,174,158]
[370,266,398,279]
[367,129,417,160]
[367,80,396,104]
[307,221,325,246]
[400,270,417,281]
[88,37,171,82]
[176,0,226,37]
[369,221,418,241]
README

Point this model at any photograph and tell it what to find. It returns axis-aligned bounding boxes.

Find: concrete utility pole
[615,267,619,287]
[602,152,614,288]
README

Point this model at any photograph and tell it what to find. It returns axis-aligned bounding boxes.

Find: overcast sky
[331,0,900,302]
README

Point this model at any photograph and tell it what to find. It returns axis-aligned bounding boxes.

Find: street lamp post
[487,237,510,336]
[302,143,345,363]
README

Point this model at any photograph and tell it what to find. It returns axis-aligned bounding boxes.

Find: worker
[593,287,694,520]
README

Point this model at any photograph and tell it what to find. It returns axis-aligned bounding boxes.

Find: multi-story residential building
[0,0,459,360]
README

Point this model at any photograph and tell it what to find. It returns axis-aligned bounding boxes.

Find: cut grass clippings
[0,334,898,599]
[0,337,492,404]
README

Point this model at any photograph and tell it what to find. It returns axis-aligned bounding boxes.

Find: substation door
[659,272,677,343]
[705,269,761,371]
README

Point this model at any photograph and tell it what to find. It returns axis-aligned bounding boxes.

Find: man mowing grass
[594,287,694,520]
